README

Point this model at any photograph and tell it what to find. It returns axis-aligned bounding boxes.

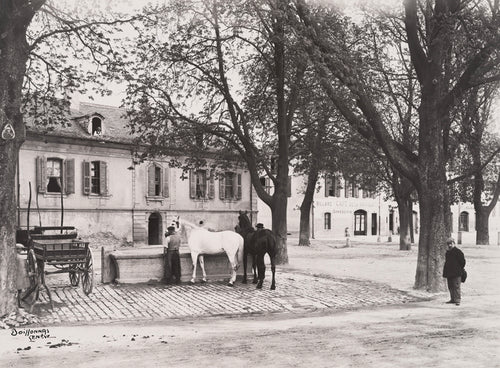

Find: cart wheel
[26,249,38,287]
[69,265,80,286]
[20,249,38,305]
[82,248,94,295]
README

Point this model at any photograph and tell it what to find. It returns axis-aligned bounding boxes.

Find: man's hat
[167,226,176,232]
[256,223,264,229]
[446,237,455,244]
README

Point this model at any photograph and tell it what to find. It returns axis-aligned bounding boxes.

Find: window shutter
[100,161,108,195]
[163,167,169,197]
[354,184,359,198]
[219,174,226,200]
[345,180,350,198]
[64,159,75,194]
[208,170,215,199]
[287,176,292,197]
[36,156,46,194]
[324,176,330,197]
[148,164,156,196]
[189,170,196,199]
[82,161,91,195]
[236,173,242,200]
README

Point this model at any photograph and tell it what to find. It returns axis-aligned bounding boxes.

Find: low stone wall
[101,246,250,284]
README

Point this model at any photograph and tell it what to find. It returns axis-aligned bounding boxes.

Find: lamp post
[496,161,500,246]
[377,194,381,242]
[311,201,315,240]
[457,201,462,245]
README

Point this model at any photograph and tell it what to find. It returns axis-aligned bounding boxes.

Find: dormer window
[83,113,105,136]
[91,117,102,136]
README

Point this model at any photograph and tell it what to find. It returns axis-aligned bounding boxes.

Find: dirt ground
[1,238,499,368]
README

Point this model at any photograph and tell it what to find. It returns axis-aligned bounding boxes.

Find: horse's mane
[238,212,253,230]
[179,218,202,230]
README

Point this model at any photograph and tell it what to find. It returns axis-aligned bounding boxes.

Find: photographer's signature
[11,328,50,342]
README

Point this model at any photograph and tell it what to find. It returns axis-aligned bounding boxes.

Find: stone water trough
[101,245,250,284]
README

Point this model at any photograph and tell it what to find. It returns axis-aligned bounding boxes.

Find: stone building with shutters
[17,102,255,245]
[257,171,398,240]
[258,169,500,243]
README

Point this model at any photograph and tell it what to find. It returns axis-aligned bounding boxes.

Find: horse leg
[242,250,248,284]
[199,255,207,283]
[270,253,276,290]
[190,253,198,284]
[252,254,258,284]
[256,254,265,289]
[226,251,238,287]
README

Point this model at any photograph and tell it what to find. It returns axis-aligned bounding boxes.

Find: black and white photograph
[1,0,499,366]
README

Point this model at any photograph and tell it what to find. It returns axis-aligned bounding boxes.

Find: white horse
[179,218,244,286]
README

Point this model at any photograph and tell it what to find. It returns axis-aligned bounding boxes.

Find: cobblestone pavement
[29,269,424,325]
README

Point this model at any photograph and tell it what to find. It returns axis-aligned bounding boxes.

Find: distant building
[257,171,500,243]
[17,102,255,244]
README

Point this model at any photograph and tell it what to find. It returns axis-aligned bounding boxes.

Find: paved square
[30,270,423,325]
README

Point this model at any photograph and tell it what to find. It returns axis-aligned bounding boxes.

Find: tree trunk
[0,2,35,315]
[414,175,450,292]
[298,204,311,246]
[393,175,414,251]
[272,191,289,264]
[396,198,412,250]
[409,200,415,244]
[475,207,490,245]
[298,169,319,246]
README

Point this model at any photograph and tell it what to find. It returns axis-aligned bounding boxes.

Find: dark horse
[236,211,276,290]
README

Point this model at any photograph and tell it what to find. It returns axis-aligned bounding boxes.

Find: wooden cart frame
[18,226,94,310]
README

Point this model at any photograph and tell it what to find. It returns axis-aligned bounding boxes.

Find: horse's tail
[236,234,244,268]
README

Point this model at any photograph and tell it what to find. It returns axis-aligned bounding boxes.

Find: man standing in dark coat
[442,237,466,306]
[164,226,182,284]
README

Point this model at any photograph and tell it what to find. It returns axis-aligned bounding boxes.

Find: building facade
[17,103,256,245]
[257,172,500,243]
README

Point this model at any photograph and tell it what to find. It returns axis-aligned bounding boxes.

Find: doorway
[354,210,367,236]
[148,212,162,245]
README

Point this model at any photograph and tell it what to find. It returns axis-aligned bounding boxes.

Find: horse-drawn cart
[17,226,94,311]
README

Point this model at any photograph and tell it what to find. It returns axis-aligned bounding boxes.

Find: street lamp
[458,201,462,245]
[377,194,381,242]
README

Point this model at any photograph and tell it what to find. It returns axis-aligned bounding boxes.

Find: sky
[61,0,498,134]
[67,0,404,108]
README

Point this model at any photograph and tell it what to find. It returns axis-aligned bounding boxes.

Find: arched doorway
[354,210,367,236]
[148,212,163,245]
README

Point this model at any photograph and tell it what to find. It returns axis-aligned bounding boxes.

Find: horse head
[237,210,253,231]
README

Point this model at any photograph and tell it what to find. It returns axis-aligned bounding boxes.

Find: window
[459,211,469,232]
[196,170,206,198]
[219,172,242,200]
[260,176,273,194]
[36,156,74,195]
[345,179,359,198]
[90,161,100,194]
[147,163,169,197]
[324,213,331,230]
[325,175,342,197]
[46,158,62,193]
[154,167,161,195]
[91,117,102,136]
[190,169,214,200]
[83,160,108,196]
[225,172,235,198]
